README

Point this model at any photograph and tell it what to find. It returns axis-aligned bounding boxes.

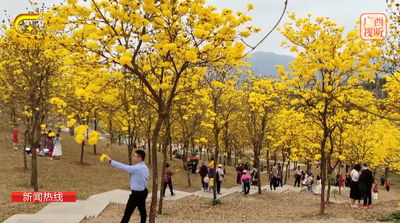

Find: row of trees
[1,0,400,220]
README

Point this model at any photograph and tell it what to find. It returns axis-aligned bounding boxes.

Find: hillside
[247,51,295,78]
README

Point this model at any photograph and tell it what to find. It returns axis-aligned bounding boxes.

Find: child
[203,175,209,192]
[386,180,390,191]
[307,174,314,193]
[373,184,378,200]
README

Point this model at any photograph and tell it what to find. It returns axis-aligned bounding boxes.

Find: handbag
[210,178,214,187]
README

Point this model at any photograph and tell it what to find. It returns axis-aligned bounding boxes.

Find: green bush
[211,199,222,206]
[379,211,400,222]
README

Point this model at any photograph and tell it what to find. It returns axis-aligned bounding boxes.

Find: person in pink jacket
[241,170,251,195]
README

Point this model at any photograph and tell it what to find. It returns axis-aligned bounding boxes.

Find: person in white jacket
[302,171,309,186]
[216,165,224,194]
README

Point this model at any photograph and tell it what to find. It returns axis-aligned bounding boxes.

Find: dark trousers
[294,175,301,187]
[217,180,222,193]
[163,180,174,196]
[121,189,148,223]
[386,186,390,191]
[363,185,372,206]
[277,178,282,187]
[271,177,277,190]
[192,163,198,174]
[201,175,206,188]
[237,172,242,184]
[244,182,250,194]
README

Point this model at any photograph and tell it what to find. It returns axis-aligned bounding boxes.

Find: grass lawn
[0,130,270,222]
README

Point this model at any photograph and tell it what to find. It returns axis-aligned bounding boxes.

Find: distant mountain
[246,52,295,78]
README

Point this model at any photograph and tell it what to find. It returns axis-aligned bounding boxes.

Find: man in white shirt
[294,166,302,187]
[216,164,224,194]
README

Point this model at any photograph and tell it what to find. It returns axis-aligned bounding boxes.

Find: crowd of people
[12,125,62,160]
[198,158,225,194]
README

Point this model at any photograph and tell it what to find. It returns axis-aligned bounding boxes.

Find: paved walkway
[5,184,338,223]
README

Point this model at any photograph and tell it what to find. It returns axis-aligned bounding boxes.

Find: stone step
[91,189,131,205]
[35,198,110,219]
[3,214,86,223]
[192,188,234,199]
[106,189,193,205]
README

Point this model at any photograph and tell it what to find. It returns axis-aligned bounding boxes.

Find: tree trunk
[23,130,28,172]
[284,161,290,185]
[326,164,331,203]
[69,126,74,136]
[281,150,286,182]
[169,135,172,161]
[28,118,41,192]
[319,137,328,214]
[213,127,220,201]
[30,140,39,191]
[128,144,133,165]
[327,177,331,203]
[227,148,232,166]
[234,144,237,167]
[93,116,97,154]
[147,132,151,165]
[266,150,270,175]
[158,118,171,215]
[183,141,192,187]
[149,116,165,223]
[338,161,342,195]
[384,166,389,182]
[80,141,84,163]
[254,145,262,194]
[127,125,134,165]
[373,169,376,182]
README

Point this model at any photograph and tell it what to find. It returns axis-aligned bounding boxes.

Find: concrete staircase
[3,184,310,223]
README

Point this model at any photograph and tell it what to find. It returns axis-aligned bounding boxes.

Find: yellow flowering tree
[202,66,242,200]
[277,13,381,213]
[0,24,62,190]
[172,87,208,187]
[243,77,279,193]
[46,0,259,218]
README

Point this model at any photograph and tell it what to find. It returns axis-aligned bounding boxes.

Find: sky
[1,0,388,56]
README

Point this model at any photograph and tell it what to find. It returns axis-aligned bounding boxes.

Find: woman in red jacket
[13,125,18,150]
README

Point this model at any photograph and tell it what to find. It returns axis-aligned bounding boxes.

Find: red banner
[11,192,76,202]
